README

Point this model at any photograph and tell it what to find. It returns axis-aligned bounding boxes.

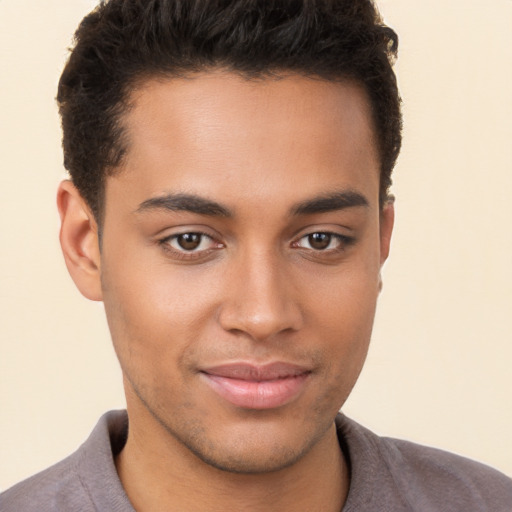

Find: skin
[58,72,394,512]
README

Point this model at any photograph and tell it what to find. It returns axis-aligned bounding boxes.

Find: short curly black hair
[57,0,402,221]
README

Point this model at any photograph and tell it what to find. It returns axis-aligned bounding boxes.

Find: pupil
[309,233,331,250]
[178,233,201,250]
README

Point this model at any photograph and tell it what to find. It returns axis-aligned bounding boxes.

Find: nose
[218,249,304,341]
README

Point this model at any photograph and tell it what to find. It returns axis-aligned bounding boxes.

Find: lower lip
[201,372,310,410]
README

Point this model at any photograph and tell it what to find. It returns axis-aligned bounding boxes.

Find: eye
[172,233,208,251]
[294,232,351,251]
[161,232,221,255]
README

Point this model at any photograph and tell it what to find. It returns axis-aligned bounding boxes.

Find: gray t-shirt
[2,410,511,511]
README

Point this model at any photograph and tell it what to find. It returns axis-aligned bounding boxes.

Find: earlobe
[57,180,103,301]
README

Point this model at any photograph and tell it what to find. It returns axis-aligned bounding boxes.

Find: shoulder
[0,450,92,512]
[337,414,512,511]
[382,435,512,510]
[1,410,132,512]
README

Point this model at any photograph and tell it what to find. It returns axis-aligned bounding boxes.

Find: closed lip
[200,361,312,380]
[199,362,312,409]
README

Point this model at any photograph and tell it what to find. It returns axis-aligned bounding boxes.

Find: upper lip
[201,362,312,381]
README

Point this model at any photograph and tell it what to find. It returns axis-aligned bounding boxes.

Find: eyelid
[293,232,354,249]
[158,229,224,261]
[154,225,355,262]
[167,232,215,250]
[291,222,355,240]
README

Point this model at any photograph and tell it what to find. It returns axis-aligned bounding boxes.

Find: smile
[200,362,312,410]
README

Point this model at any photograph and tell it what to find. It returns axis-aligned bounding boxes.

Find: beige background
[1,0,511,491]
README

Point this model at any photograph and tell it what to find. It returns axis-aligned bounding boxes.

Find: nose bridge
[218,244,303,340]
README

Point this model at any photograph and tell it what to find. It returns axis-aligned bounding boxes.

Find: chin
[182,434,311,475]
[157,407,335,475]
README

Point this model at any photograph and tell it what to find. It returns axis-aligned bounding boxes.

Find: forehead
[108,72,380,213]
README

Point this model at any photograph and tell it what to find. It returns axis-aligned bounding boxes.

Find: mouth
[199,362,312,410]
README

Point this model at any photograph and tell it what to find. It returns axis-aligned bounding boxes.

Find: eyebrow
[291,190,369,216]
[135,189,368,218]
[136,193,232,217]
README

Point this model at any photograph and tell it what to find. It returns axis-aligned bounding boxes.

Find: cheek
[321,290,376,377]
[101,278,202,421]
[301,256,380,390]
[99,255,211,380]
[102,245,217,334]
[302,246,381,336]
[314,300,376,416]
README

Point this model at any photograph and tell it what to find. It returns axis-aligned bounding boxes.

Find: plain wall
[1,0,511,490]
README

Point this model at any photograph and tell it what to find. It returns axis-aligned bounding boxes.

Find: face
[96,72,392,473]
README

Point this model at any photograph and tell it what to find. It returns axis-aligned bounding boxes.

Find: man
[2,0,511,510]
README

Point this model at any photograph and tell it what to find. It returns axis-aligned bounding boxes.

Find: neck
[116,406,349,512]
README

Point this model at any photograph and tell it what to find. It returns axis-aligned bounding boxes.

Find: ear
[57,180,103,301]
[379,197,395,266]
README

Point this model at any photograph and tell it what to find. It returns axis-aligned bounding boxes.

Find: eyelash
[158,232,222,260]
[292,232,355,253]
[158,231,355,261]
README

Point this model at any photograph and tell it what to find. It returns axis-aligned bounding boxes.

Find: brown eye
[307,233,332,250]
[294,232,352,253]
[165,232,216,253]
[177,233,202,251]
[160,231,224,260]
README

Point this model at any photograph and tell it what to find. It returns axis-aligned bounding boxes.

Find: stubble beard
[125,371,336,475]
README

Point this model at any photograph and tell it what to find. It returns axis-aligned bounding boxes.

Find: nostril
[218,301,303,341]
